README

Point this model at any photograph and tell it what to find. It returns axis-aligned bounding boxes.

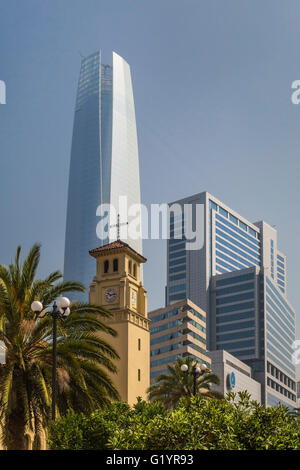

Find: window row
[216,329,255,343]
[169,272,186,282]
[217,339,255,350]
[266,312,294,348]
[216,310,255,324]
[215,233,260,262]
[216,291,254,306]
[215,219,260,251]
[169,249,186,260]
[267,324,293,357]
[267,378,296,402]
[216,301,255,315]
[216,272,255,287]
[267,361,296,390]
[266,333,293,363]
[216,248,259,270]
[210,201,260,239]
[103,258,137,277]
[266,278,294,318]
[151,342,182,357]
[169,293,186,302]
[216,281,254,297]
[104,258,119,273]
[169,284,186,294]
[215,213,260,245]
[267,347,295,379]
[216,320,255,333]
[266,291,295,332]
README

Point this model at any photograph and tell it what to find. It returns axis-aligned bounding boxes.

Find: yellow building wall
[107,321,129,402]
[89,244,150,406]
[127,321,150,404]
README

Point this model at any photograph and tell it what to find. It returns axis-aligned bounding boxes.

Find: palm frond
[0,244,120,449]
[148,357,222,407]
[41,281,86,307]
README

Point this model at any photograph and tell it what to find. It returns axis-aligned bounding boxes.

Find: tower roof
[89,240,147,263]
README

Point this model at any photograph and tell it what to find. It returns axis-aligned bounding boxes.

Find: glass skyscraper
[166,192,288,325]
[64,51,142,300]
[165,192,296,408]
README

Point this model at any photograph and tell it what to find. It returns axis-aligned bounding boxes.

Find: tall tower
[89,240,150,405]
[165,191,296,408]
[64,51,142,301]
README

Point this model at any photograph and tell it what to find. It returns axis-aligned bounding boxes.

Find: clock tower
[89,240,150,404]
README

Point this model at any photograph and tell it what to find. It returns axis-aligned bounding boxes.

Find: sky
[0,0,300,374]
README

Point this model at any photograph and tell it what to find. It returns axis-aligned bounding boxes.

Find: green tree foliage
[48,393,300,450]
[0,244,120,449]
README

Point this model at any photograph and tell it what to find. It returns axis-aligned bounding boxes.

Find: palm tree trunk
[7,412,27,450]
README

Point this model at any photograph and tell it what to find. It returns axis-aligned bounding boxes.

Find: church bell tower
[89,240,150,405]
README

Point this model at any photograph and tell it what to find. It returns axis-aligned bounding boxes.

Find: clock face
[131,290,137,305]
[105,288,117,303]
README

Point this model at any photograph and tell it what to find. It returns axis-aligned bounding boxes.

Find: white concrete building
[209,349,261,403]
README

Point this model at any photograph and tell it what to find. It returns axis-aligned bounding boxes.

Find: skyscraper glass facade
[64,51,142,301]
[265,277,296,380]
[214,269,257,360]
[166,191,296,408]
[167,214,187,302]
[211,202,261,275]
[211,267,297,408]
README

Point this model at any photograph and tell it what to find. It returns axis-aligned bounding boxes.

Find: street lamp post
[181,362,207,396]
[31,297,71,420]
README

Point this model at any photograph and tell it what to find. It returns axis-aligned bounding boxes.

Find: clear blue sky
[0,1,299,374]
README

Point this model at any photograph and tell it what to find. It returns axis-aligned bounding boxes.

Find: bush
[48,399,165,450]
[48,393,300,450]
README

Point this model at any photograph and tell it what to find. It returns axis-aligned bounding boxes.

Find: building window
[219,207,228,218]
[138,369,141,381]
[239,221,248,231]
[113,258,118,272]
[138,338,141,351]
[229,214,238,225]
[209,200,217,211]
[128,260,132,274]
[104,260,109,273]
[133,263,137,278]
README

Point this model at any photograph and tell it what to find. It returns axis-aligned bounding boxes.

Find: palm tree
[289,406,300,420]
[0,244,120,450]
[148,356,223,408]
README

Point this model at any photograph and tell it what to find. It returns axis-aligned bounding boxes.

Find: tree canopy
[48,392,300,450]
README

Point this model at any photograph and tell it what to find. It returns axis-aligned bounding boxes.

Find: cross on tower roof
[110,213,129,240]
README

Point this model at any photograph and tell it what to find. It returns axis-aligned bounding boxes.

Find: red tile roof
[89,239,147,262]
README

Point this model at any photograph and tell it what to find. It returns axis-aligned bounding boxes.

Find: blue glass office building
[166,192,296,407]
[64,51,142,300]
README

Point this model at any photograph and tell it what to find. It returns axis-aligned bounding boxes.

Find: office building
[149,299,211,383]
[166,191,296,408]
[210,267,296,407]
[64,51,142,301]
[297,381,300,408]
[209,350,261,403]
[167,191,286,315]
